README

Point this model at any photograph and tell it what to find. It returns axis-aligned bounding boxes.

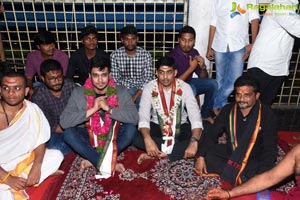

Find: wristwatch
[190,137,199,143]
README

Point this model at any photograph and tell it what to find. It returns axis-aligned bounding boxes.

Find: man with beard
[32,59,76,155]
[66,26,109,85]
[0,72,63,200]
[194,75,278,186]
[60,56,138,178]
[168,25,218,124]
[134,56,203,165]
[110,26,153,109]
[25,30,69,90]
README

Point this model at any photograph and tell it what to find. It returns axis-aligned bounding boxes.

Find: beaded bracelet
[226,190,231,199]
[0,173,11,184]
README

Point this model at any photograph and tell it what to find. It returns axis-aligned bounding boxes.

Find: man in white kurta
[0,72,63,200]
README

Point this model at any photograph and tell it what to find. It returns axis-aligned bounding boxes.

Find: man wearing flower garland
[60,56,138,178]
[134,56,203,164]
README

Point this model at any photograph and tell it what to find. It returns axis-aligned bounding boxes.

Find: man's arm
[60,87,87,129]
[206,25,216,61]
[141,51,154,89]
[184,128,202,159]
[139,127,161,158]
[26,143,46,186]
[0,167,27,191]
[132,88,142,103]
[207,144,299,200]
[177,55,199,81]
[243,18,259,61]
[66,54,76,80]
[110,86,139,124]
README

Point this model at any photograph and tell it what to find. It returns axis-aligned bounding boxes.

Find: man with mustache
[32,59,76,155]
[194,75,278,186]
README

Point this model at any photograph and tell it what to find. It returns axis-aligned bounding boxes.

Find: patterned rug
[56,146,295,200]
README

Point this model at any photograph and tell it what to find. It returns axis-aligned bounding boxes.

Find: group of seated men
[0,24,297,200]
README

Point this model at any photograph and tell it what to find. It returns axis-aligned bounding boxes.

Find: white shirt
[138,79,203,130]
[211,0,259,52]
[247,0,300,76]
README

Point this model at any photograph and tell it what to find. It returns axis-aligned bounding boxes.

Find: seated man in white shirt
[134,56,203,165]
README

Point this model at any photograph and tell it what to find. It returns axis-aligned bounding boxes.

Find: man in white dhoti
[0,72,63,200]
[134,56,203,165]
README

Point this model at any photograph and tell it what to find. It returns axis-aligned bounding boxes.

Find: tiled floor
[275,109,300,131]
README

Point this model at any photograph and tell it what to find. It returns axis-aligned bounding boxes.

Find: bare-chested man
[0,72,63,199]
[207,143,300,199]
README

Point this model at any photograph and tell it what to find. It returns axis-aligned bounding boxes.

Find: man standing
[247,0,300,106]
[0,72,63,199]
[32,59,76,155]
[60,56,138,178]
[134,56,203,164]
[66,26,109,85]
[195,75,278,186]
[110,26,154,108]
[206,0,259,115]
[168,25,218,124]
[25,30,69,89]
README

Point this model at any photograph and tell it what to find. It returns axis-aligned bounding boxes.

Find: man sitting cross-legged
[0,72,63,199]
[134,56,203,164]
[60,56,138,178]
[32,59,76,155]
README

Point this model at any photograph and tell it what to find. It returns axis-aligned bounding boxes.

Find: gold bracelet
[0,172,11,184]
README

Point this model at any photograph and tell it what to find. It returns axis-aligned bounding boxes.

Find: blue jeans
[188,78,218,118]
[213,47,245,109]
[64,123,137,167]
[46,132,72,155]
[128,87,141,110]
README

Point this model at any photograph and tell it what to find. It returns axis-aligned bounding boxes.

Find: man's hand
[144,137,161,158]
[194,55,206,69]
[55,124,64,133]
[5,175,27,191]
[242,44,253,61]
[206,188,230,200]
[189,56,199,71]
[184,141,198,159]
[27,164,41,186]
[194,156,207,176]
[93,96,110,112]
[206,48,215,61]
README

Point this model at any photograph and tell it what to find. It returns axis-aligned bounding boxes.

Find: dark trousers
[134,122,192,162]
[248,67,286,106]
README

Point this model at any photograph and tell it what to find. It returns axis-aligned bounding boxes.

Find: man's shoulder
[70,47,85,58]
[26,50,41,60]
[32,85,49,100]
[136,46,151,56]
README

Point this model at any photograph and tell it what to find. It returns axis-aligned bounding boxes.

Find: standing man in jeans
[206,0,259,115]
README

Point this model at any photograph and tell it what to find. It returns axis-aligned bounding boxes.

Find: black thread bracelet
[226,190,231,199]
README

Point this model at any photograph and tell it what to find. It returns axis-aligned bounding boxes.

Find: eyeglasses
[47,75,63,82]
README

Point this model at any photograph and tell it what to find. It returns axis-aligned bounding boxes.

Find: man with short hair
[66,26,109,85]
[110,26,154,108]
[0,72,63,199]
[195,75,278,186]
[25,30,69,89]
[60,56,138,178]
[32,59,76,155]
[168,25,218,124]
[134,56,203,165]
[207,143,300,199]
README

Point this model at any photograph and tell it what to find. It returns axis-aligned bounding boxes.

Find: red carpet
[26,131,299,200]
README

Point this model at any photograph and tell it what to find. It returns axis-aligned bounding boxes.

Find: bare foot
[115,163,125,173]
[137,153,155,165]
[202,117,215,124]
[80,159,93,172]
[50,170,64,177]
[213,108,221,116]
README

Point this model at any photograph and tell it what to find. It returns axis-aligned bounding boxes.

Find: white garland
[152,79,183,134]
